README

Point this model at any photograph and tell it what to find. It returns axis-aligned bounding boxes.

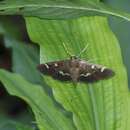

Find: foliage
[0,0,130,130]
[0,0,130,21]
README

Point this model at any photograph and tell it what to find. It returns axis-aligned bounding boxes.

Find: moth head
[70,56,78,60]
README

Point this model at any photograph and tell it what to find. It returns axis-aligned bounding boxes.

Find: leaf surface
[0,0,130,21]
[26,15,130,130]
[0,69,76,130]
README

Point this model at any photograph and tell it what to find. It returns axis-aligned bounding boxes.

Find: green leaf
[4,37,42,84]
[16,123,33,130]
[0,17,42,84]
[0,119,33,130]
[0,119,17,130]
[0,69,76,130]
[26,16,130,130]
[0,16,25,40]
[0,0,130,21]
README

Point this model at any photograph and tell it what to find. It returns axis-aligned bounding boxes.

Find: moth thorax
[70,59,79,67]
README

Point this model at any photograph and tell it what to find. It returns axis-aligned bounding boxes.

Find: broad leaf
[0,17,42,84]
[0,119,16,130]
[0,16,24,40]
[0,69,76,130]
[4,37,42,84]
[26,15,130,130]
[0,119,33,130]
[0,0,130,21]
[16,123,33,130]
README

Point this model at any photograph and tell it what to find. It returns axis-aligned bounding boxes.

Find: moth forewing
[79,61,115,82]
[37,57,115,83]
[37,60,72,81]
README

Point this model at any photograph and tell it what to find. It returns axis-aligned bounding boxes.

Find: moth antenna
[62,42,74,57]
[77,44,89,58]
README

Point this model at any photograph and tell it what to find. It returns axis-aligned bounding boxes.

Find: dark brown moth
[37,43,115,83]
[37,56,115,83]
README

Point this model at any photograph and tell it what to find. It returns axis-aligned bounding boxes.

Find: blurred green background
[105,0,130,85]
[0,16,40,129]
[0,0,130,129]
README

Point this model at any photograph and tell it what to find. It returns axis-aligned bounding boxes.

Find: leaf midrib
[0,2,130,21]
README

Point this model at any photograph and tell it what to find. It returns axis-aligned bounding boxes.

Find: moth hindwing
[37,56,115,83]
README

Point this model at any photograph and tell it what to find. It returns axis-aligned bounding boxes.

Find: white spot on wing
[45,64,49,69]
[101,67,106,72]
[81,73,91,77]
[64,73,70,76]
[91,65,95,69]
[86,73,91,77]
[59,71,64,75]
[54,63,58,67]
[59,71,70,76]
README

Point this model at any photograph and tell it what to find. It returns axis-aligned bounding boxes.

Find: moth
[37,43,115,83]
